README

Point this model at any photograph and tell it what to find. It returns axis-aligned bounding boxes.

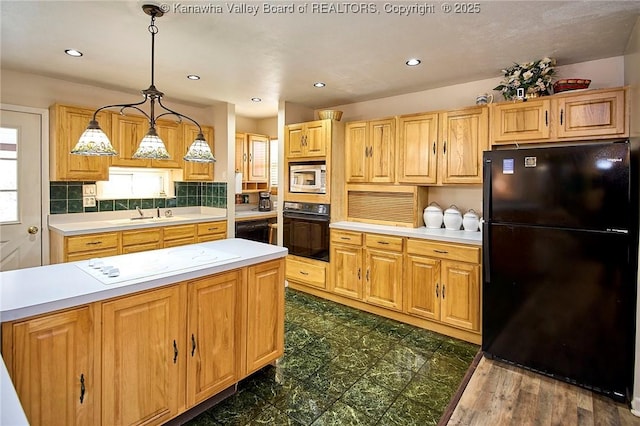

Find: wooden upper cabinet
[101,284,185,426]
[235,132,247,174]
[345,118,395,183]
[398,113,439,184]
[554,88,627,139]
[285,120,327,158]
[247,133,270,182]
[490,99,551,144]
[49,104,111,181]
[3,306,97,426]
[183,124,215,181]
[440,107,489,184]
[154,118,183,169]
[110,113,149,167]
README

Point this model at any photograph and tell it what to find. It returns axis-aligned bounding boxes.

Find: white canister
[463,209,480,232]
[423,202,443,229]
[443,205,463,230]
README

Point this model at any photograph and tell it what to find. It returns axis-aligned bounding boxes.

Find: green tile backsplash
[49,181,227,214]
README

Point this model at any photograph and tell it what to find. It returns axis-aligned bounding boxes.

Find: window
[0,127,18,223]
[270,138,278,187]
[96,167,175,199]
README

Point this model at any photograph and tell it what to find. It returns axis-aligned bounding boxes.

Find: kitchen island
[1,238,287,426]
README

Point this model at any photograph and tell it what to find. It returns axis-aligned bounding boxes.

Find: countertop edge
[49,215,227,236]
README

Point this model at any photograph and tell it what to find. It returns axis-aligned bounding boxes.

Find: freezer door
[482,223,635,400]
[483,142,630,231]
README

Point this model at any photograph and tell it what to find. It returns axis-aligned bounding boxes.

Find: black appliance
[482,141,639,402]
[235,219,270,243]
[259,192,272,212]
[283,202,330,262]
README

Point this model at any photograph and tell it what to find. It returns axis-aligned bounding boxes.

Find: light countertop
[235,209,277,221]
[330,221,482,246]
[48,207,227,236]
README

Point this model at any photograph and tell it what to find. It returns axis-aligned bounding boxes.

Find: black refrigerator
[482,140,639,402]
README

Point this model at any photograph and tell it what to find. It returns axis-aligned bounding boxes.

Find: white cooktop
[76,246,240,285]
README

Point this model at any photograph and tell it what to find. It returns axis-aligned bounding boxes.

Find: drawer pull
[299,271,309,276]
[340,236,351,240]
[433,249,448,254]
[79,373,85,404]
[377,241,389,245]
[86,241,102,246]
[208,227,219,231]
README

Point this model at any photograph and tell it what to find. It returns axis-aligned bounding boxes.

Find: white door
[0,109,43,271]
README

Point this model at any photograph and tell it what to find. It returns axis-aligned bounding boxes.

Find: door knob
[28,226,39,235]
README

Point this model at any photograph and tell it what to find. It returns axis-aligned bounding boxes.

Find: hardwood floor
[446,356,640,426]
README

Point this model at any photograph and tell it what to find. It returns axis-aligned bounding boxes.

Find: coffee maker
[258,192,272,211]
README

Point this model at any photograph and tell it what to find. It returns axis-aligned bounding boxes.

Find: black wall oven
[282,202,330,262]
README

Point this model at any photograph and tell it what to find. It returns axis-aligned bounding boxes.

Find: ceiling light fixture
[72,4,215,163]
[406,58,421,66]
[313,82,326,88]
[251,97,262,102]
[65,49,83,57]
[187,74,200,80]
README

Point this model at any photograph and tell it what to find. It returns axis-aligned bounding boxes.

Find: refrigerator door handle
[483,159,492,219]
[482,157,492,284]
[483,224,491,283]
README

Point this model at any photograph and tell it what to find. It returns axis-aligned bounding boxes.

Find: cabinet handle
[86,241,102,246]
[358,267,361,280]
[545,110,548,127]
[442,284,446,299]
[377,241,389,245]
[560,109,564,125]
[173,340,178,363]
[433,249,449,254]
[79,373,86,404]
[249,153,252,162]
[299,271,309,276]
[436,283,439,298]
[443,141,447,155]
[366,269,370,281]
[433,141,436,155]
[243,153,247,161]
[191,334,197,357]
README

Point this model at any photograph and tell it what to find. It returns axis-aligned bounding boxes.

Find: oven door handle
[283,212,330,222]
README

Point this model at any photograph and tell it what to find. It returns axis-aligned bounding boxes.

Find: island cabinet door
[101,285,186,426]
[186,270,242,407]
[245,259,285,376]
[3,306,97,426]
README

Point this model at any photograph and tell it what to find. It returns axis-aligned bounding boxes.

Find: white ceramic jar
[463,209,480,232]
[423,202,443,229]
[443,205,463,230]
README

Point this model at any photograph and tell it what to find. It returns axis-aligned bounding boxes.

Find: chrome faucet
[136,206,144,217]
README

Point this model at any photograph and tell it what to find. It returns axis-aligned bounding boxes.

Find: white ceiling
[1,1,640,119]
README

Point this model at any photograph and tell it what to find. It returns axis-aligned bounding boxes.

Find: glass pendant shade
[184,133,216,163]
[71,120,117,156]
[132,127,170,159]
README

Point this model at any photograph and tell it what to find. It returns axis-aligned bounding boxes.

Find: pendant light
[71,4,215,163]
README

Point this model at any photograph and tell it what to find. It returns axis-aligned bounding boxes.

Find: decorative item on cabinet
[493,57,556,101]
[443,205,463,230]
[423,202,444,229]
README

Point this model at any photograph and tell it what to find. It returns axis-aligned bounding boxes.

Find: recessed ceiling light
[65,49,83,57]
[406,58,421,66]
[187,74,200,80]
[251,97,262,102]
[313,82,326,88]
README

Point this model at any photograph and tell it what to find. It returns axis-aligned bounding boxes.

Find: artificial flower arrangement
[494,57,556,100]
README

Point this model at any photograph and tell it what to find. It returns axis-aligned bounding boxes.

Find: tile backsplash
[50,181,227,214]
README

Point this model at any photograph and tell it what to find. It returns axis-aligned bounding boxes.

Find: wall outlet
[83,196,96,207]
[82,184,97,196]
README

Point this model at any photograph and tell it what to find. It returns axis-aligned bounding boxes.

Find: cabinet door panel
[246,259,284,375]
[102,285,184,426]
[441,107,488,184]
[330,245,363,299]
[345,122,368,183]
[491,100,550,144]
[285,124,304,158]
[304,121,327,157]
[153,119,183,168]
[235,133,247,174]
[405,255,440,321]
[440,261,480,332]
[556,90,626,138]
[183,125,214,181]
[111,114,149,167]
[248,134,270,182]
[187,271,241,406]
[398,114,438,184]
[365,249,403,311]
[368,119,395,183]
[10,306,96,426]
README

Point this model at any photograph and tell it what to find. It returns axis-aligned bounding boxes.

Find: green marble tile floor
[184,289,479,426]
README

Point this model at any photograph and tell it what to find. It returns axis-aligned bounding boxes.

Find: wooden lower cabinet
[330,241,363,300]
[186,270,242,406]
[246,259,285,375]
[286,255,327,290]
[1,258,285,426]
[1,306,98,426]
[121,228,162,254]
[101,285,186,426]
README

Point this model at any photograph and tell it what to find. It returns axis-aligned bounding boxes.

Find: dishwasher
[235,219,270,243]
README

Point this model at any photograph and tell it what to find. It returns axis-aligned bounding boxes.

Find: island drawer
[331,230,362,246]
[407,239,480,263]
[365,233,404,252]
[67,232,119,253]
